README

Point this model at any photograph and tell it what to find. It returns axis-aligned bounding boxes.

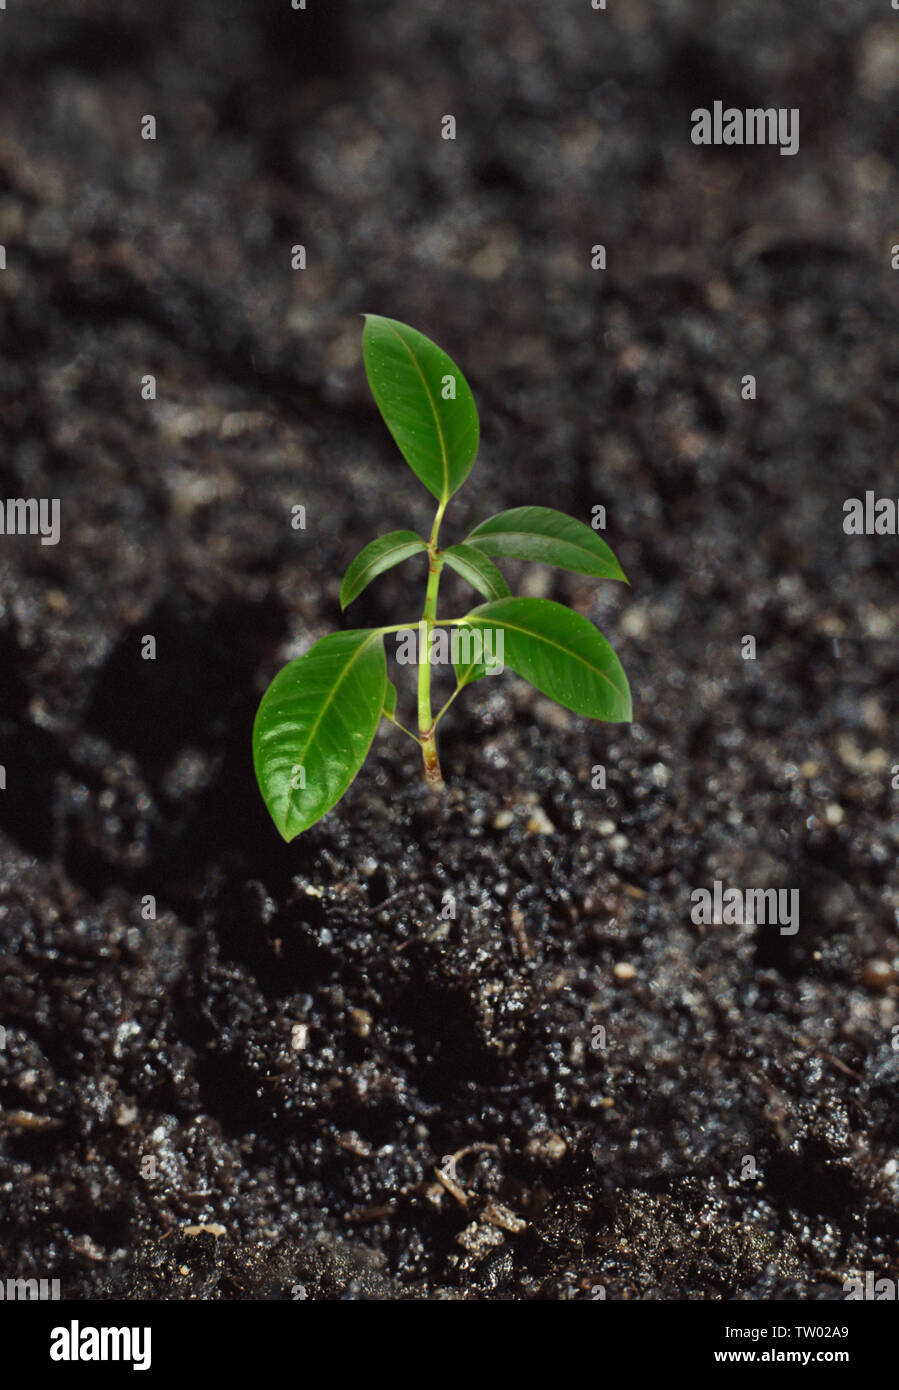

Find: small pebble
[861,960,896,990]
[525,1130,567,1165]
[482,1201,527,1234]
[456,1221,504,1256]
[526,807,555,835]
[614,962,637,982]
[348,1008,372,1040]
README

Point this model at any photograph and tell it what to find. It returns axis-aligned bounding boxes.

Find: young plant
[254,315,632,840]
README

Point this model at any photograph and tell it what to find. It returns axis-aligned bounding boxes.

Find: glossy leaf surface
[253,630,386,840]
[340,530,427,610]
[441,543,510,601]
[467,506,626,582]
[456,597,631,721]
[362,314,479,503]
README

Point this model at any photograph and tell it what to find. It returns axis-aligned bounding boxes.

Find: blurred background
[0,0,898,1299]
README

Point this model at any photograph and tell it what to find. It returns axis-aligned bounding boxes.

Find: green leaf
[340,530,428,610]
[454,643,486,689]
[457,597,631,721]
[382,679,398,720]
[253,629,386,841]
[466,506,627,582]
[361,314,479,503]
[441,543,510,601]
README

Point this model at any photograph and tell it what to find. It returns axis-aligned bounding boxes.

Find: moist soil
[1,0,898,1299]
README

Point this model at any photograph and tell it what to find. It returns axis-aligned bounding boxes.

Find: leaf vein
[281,633,383,825]
[381,319,451,501]
[466,614,627,701]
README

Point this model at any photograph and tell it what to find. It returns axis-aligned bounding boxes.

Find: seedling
[254,315,632,840]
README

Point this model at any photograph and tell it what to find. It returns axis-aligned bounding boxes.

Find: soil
[1,0,898,1300]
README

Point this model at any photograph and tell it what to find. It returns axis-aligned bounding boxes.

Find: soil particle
[1,0,898,1299]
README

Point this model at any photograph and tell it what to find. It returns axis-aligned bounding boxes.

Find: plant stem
[382,707,422,746]
[431,681,464,730]
[418,502,446,790]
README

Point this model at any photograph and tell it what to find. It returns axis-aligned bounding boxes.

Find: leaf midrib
[443,545,506,597]
[381,318,451,501]
[466,612,627,702]
[346,535,425,602]
[282,632,383,825]
[470,528,615,569]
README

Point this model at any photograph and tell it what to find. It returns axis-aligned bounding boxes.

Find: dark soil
[1,0,898,1300]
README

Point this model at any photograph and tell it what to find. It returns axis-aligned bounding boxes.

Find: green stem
[418,502,447,789]
[382,707,422,746]
[431,681,464,730]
